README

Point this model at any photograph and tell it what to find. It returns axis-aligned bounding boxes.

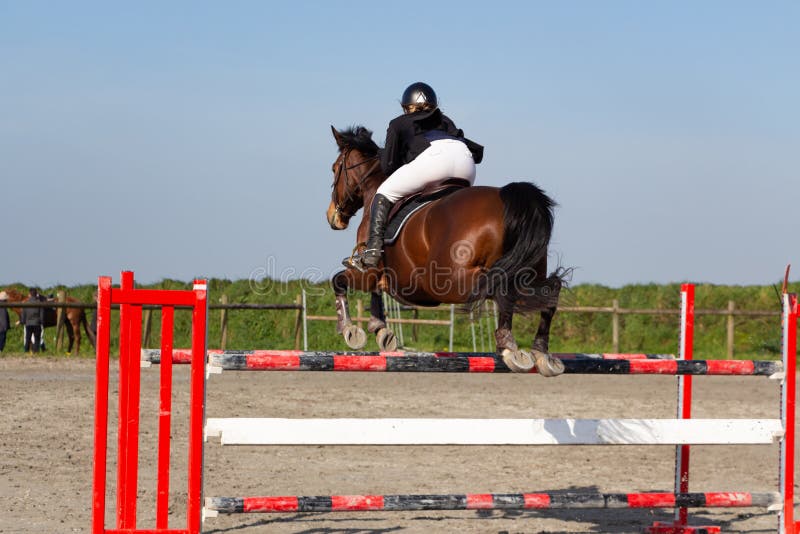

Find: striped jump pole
[142,348,676,364]
[141,348,782,376]
[205,491,780,515]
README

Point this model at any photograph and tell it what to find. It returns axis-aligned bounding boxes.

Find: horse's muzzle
[327,203,349,230]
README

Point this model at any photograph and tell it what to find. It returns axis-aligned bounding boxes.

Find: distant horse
[326,126,567,375]
[2,288,95,354]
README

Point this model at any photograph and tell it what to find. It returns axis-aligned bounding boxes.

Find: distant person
[21,288,45,353]
[0,291,9,352]
[38,291,53,351]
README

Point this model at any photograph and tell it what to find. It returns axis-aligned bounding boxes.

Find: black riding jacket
[380,108,484,177]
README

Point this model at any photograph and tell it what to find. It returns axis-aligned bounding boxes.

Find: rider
[348,82,484,270]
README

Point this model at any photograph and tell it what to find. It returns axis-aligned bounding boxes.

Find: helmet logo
[401,82,437,108]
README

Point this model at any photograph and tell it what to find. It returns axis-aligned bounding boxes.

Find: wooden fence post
[449,304,455,352]
[293,295,302,350]
[469,310,477,352]
[484,300,493,350]
[412,308,419,343]
[220,294,228,350]
[142,309,152,348]
[727,300,735,359]
[612,299,620,353]
[55,290,66,351]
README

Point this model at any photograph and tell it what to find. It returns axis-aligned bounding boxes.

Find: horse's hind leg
[83,313,96,349]
[530,305,564,377]
[71,316,81,355]
[494,294,535,372]
[65,320,76,355]
[494,285,563,376]
[532,306,556,355]
[529,259,565,377]
[332,270,367,350]
[368,292,397,351]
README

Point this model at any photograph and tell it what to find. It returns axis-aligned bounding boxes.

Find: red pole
[91,276,113,534]
[156,306,175,529]
[675,284,695,525]
[119,272,144,529]
[186,280,208,534]
[116,271,133,528]
[781,292,798,533]
[127,301,143,528]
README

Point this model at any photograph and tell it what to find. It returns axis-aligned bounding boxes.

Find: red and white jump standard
[92,272,208,534]
[92,275,800,534]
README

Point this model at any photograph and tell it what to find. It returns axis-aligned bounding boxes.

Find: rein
[332,149,380,219]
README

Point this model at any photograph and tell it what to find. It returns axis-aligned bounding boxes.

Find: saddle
[383,178,470,245]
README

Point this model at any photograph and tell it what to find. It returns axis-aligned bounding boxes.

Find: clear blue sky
[2,1,798,288]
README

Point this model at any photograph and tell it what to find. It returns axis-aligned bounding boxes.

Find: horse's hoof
[376,327,397,351]
[342,324,367,350]
[501,348,535,373]
[532,350,565,377]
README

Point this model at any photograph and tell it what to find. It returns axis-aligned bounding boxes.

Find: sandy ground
[0,357,795,534]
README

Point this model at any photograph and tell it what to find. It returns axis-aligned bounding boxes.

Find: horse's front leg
[332,270,367,350]
[368,292,397,351]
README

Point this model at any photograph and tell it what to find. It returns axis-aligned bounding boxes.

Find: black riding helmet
[401,82,437,108]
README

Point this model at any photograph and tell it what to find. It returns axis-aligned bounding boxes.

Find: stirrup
[343,242,368,272]
[342,255,367,272]
[342,243,381,273]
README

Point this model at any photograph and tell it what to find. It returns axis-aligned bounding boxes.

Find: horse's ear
[331,125,345,149]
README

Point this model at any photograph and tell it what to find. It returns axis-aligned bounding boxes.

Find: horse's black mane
[338,126,379,157]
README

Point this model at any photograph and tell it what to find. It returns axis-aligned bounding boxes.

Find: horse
[326,125,567,375]
[2,288,95,354]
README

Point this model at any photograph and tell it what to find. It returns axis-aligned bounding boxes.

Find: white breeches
[376,139,476,203]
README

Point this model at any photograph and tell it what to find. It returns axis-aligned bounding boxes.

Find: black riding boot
[342,194,394,271]
[362,194,393,266]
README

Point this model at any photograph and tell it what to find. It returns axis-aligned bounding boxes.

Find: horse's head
[327,125,382,230]
[1,287,28,319]
[2,287,26,304]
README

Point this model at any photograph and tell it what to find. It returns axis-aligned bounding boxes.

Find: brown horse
[2,288,95,354]
[326,126,567,375]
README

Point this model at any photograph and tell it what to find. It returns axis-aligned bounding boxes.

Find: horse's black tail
[472,182,567,313]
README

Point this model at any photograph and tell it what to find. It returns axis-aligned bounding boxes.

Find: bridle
[331,149,381,219]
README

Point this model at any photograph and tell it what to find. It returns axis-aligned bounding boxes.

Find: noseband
[331,149,380,219]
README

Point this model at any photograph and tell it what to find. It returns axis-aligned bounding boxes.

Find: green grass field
[1,278,796,360]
